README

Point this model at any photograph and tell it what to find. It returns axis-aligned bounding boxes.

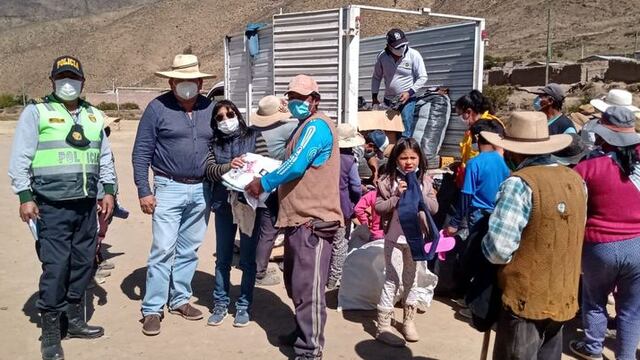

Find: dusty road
[0,120,621,360]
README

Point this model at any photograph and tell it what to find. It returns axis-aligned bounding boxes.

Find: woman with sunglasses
[204,99,267,328]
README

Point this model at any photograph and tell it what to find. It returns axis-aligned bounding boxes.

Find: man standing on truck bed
[371,28,428,138]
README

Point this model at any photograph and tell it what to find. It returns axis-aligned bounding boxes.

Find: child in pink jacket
[354,190,384,241]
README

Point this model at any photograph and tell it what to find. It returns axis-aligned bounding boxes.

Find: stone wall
[605,60,640,83]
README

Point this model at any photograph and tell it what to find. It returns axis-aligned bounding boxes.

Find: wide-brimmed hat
[251,95,292,128]
[590,89,639,113]
[285,74,319,97]
[338,123,365,148]
[155,54,214,79]
[481,111,572,155]
[592,106,640,147]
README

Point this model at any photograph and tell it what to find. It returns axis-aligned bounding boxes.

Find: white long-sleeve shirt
[371,47,428,99]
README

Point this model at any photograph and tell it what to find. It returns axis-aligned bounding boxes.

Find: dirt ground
[0,119,622,360]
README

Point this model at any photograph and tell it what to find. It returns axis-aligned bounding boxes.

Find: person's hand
[19,201,39,222]
[139,195,156,215]
[101,194,115,218]
[245,177,263,198]
[230,156,246,169]
[399,91,411,104]
[445,226,458,237]
[398,180,408,194]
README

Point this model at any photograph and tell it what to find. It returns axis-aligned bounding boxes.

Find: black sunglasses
[214,111,236,122]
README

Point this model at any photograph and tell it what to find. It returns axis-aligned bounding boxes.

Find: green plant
[0,93,23,109]
[96,102,118,111]
[120,102,139,110]
[483,85,513,111]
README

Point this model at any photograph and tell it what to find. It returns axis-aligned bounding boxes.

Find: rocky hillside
[0,0,638,96]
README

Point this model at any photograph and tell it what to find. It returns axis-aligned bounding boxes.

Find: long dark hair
[211,100,249,143]
[614,145,640,177]
[455,90,494,115]
[384,137,427,184]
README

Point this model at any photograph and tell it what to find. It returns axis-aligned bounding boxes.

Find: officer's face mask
[54,79,83,101]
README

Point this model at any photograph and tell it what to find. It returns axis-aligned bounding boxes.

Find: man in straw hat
[9,55,116,360]
[246,75,343,360]
[132,54,215,336]
[480,111,587,359]
[250,95,298,286]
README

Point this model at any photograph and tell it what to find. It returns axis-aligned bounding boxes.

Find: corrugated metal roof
[273,9,343,122]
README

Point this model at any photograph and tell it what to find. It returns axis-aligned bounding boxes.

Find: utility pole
[545,1,552,85]
[581,39,585,60]
[635,31,638,53]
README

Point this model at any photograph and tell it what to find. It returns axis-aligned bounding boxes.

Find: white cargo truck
[221,5,486,158]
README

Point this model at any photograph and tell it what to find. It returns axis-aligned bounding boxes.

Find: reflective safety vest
[31,101,104,201]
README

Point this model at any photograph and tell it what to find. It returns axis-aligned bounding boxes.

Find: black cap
[533,83,565,102]
[51,55,84,78]
[386,28,408,49]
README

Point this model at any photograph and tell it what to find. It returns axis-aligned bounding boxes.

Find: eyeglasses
[214,111,236,122]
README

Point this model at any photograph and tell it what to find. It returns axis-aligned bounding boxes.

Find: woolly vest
[277,112,343,227]
[498,165,587,322]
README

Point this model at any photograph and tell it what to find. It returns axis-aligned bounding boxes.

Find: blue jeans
[142,177,210,316]
[213,204,261,310]
[581,236,640,360]
[385,97,417,138]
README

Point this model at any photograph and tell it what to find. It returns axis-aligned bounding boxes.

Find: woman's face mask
[217,116,239,135]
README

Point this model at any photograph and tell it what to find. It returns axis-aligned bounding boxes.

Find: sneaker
[569,340,603,360]
[255,271,281,286]
[233,309,250,328]
[169,303,203,321]
[458,308,473,319]
[207,306,228,326]
[98,260,115,270]
[142,314,161,336]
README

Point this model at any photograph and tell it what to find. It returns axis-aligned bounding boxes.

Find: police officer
[8,56,116,360]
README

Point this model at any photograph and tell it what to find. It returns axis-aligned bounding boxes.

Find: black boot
[66,302,104,339]
[41,312,64,360]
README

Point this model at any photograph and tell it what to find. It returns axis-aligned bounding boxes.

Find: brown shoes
[169,303,203,321]
[142,314,161,336]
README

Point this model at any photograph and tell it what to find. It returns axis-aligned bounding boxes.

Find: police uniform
[8,56,116,360]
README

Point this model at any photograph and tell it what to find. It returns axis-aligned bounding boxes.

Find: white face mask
[54,79,82,101]
[175,81,199,100]
[390,46,406,57]
[218,116,239,135]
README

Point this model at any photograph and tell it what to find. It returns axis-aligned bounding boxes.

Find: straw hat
[590,89,639,113]
[481,111,572,155]
[155,54,214,79]
[337,123,365,148]
[251,95,292,128]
